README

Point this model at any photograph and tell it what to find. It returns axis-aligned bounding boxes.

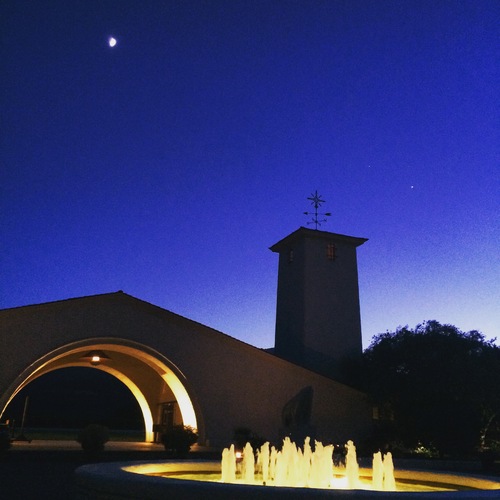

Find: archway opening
[1,339,202,444]
[4,367,144,440]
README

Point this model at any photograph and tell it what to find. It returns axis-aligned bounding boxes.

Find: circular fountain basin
[75,460,500,499]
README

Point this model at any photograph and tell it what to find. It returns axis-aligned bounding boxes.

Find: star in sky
[1,0,498,348]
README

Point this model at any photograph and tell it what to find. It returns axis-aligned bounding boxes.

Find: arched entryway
[0,338,203,443]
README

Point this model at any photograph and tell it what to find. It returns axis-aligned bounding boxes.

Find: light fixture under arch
[80,350,111,366]
[0,339,202,444]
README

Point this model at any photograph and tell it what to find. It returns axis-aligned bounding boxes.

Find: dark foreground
[1,443,499,500]
[2,448,89,499]
[0,442,219,500]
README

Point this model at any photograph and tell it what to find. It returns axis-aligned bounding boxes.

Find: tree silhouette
[363,321,500,457]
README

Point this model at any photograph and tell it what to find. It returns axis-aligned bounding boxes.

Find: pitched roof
[269,226,368,252]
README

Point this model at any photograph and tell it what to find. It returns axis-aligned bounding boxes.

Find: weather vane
[304,190,331,229]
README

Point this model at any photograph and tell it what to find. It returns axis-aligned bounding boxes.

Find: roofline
[0,290,266,357]
[0,290,366,391]
[270,226,368,252]
[0,291,128,313]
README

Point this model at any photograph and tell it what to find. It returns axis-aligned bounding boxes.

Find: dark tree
[363,321,500,457]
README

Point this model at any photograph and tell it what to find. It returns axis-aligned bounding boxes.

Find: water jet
[75,437,500,499]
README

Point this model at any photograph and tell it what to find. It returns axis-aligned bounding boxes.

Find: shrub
[77,424,109,454]
[161,425,198,457]
[233,427,266,451]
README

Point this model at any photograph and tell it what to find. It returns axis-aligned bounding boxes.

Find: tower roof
[270,226,368,253]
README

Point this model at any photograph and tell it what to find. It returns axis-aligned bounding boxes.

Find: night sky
[2,0,499,350]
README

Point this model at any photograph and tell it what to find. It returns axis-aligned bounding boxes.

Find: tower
[270,227,367,379]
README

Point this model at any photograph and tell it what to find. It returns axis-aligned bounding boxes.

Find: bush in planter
[161,425,198,457]
[77,424,109,454]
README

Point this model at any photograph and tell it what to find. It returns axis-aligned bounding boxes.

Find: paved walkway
[9,438,217,455]
[11,439,162,451]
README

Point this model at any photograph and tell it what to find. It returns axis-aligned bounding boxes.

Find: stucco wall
[0,292,371,448]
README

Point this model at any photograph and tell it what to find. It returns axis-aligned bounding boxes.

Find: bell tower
[270,226,367,379]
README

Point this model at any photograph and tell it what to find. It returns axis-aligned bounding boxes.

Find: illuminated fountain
[75,437,500,499]
[219,437,396,491]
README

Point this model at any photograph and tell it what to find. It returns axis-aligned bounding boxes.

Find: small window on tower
[288,249,294,263]
[326,243,336,261]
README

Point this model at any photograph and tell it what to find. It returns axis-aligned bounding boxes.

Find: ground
[1,441,499,499]
[0,441,217,499]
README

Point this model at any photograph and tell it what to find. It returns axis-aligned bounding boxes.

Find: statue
[280,386,315,442]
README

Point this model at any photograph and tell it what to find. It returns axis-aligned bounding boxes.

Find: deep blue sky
[2,0,498,349]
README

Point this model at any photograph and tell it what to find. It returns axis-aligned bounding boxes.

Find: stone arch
[0,338,204,443]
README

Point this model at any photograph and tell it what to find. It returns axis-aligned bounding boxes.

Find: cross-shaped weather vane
[304,190,331,229]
